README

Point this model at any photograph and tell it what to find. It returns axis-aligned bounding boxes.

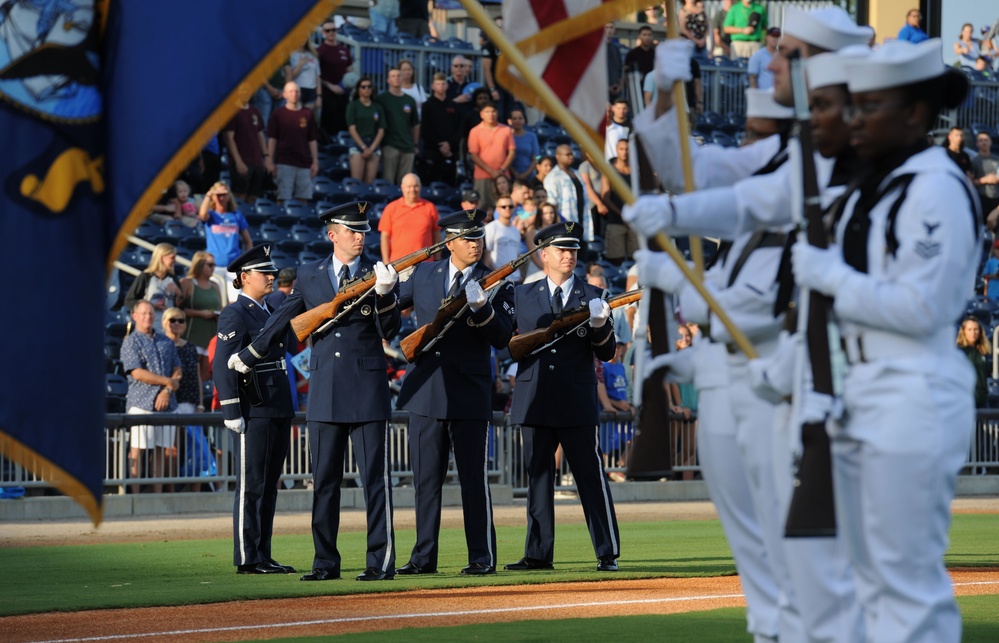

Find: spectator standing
[943,127,974,180]
[972,131,999,215]
[723,0,767,59]
[369,0,399,38]
[604,97,630,161]
[398,59,427,113]
[223,91,269,205]
[528,155,553,191]
[379,173,440,264]
[544,144,592,242]
[605,23,623,100]
[265,82,320,205]
[484,195,523,281]
[897,8,929,43]
[124,242,184,330]
[162,307,202,418]
[252,71,285,133]
[467,102,516,211]
[480,16,511,119]
[601,138,638,265]
[578,153,608,240]
[445,55,474,109]
[711,0,733,58]
[957,317,991,409]
[421,72,460,185]
[680,0,710,60]
[954,23,987,70]
[198,181,253,306]
[345,76,385,184]
[508,107,539,183]
[748,27,779,89]
[121,300,182,495]
[524,202,559,276]
[317,20,353,137]
[285,37,321,112]
[376,66,420,185]
[398,0,433,38]
[624,25,656,81]
[180,251,222,380]
[982,241,999,301]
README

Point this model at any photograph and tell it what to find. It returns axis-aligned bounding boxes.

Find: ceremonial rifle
[289,230,473,342]
[626,135,675,480]
[507,289,643,362]
[784,53,837,538]
[399,240,551,362]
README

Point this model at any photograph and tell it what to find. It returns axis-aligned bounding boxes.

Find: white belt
[839,328,949,365]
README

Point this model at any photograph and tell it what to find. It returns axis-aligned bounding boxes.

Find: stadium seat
[313,200,335,216]
[306,239,330,254]
[163,220,196,238]
[711,132,737,148]
[341,177,364,195]
[269,250,297,270]
[313,176,338,197]
[276,239,304,254]
[298,250,326,264]
[271,214,299,230]
[254,199,281,216]
[284,201,312,219]
[290,224,320,243]
[134,220,162,239]
[106,373,129,397]
[257,223,288,241]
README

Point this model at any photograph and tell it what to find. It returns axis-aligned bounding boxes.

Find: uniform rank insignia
[219,331,236,342]
[502,301,514,315]
[915,240,942,259]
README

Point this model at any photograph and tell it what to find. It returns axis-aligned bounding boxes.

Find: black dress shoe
[461,562,497,575]
[596,556,619,572]
[300,568,340,581]
[396,561,436,575]
[237,561,288,574]
[356,567,395,581]
[503,557,554,571]
[268,560,296,574]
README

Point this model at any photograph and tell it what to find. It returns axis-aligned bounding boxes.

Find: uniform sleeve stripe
[220,398,240,405]
[247,345,263,359]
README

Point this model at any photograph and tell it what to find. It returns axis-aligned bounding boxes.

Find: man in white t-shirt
[483,195,524,282]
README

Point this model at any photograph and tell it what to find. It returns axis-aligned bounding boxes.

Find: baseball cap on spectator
[462,189,481,203]
[782,6,873,51]
[767,27,781,38]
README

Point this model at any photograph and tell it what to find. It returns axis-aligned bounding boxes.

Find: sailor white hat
[806,45,872,90]
[746,88,795,120]
[782,6,874,52]
[845,39,946,94]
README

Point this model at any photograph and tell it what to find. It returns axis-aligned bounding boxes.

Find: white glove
[747,331,799,402]
[588,298,610,328]
[622,194,674,239]
[373,261,398,296]
[227,353,251,374]
[224,417,246,434]
[748,357,788,404]
[791,240,854,297]
[654,39,694,91]
[465,280,487,312]
[642,350,694,383]
[634,249,686,293]
[799,391,843,424]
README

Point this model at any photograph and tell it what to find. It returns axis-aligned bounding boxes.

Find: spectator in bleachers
[124,242,184,330]
[596,341,633,482]
[578,152,608,239]
[460,188,481,211]
[943,127,974,180]
[508,107,539,183]
[285,36,321,113]
[460,86,492,142]
[957,317,991,409]
[604,97,630,161]
[524,202,559,279]
[180,251,222,379]
[376,66,421,185]
[446,55,474,111]
[602,138,638,265]
[398,0,434,39]
[624,25,656,82]
[680,0,710,60]
[379,173,440,264]
[516,196,538,234]
[398,59,427,113]
[346,75,385,184]
[711,0,733,59]
[605,22,623,100]
[223,87,269,205]
[528,155,553,191]
[468,102,515,211]
[981,241,999,301]
[149,180,200,227]
[747,26,779,89]
[493,174,512,200]
[421,72,460,185]
[544,144,591,242]
[954,23,988,71]
[162,305,202,423]
[897,8,929,44]
[122,300,182,494]
[368,0,399,38]
[266,82,319,205]
[480,15,510,120]
[484,195,524,281]
[317,20,353,137]
[973,132,999,216]
[509,179,530,216]
[252,73,285,133]
[723,0,766,59]
[198,181,253,306]
[642,56,703,115]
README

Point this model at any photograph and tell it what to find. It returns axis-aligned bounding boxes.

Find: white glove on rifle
[791,240,855,297]
[642,350,694,383]
[224,417,246,434]
[634,249,687,293]
[654,39,694,91]
[799,391,843,424]
[373,261,398,296]
[588,298,610,328]
[622,195,674,240]
[227,353,251,374]
[747,331,798,403]
[465,280,487,312]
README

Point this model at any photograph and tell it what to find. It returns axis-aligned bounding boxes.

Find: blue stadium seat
[313,200,335,216]
[163,220,196,238]
[270,214,298,230]
[269,251,297,270]
[255,199,281,216]
[178,234,207,253]
[257,223,288,241]
[711,132,737,148]
[135,220,162,239]
[299,250,326,264]
[341,177,365,195]
[284,200,312,219]
[277,239,304,254]
[313,175,338,197]
[306,239,330,254]
[290,225,320,243]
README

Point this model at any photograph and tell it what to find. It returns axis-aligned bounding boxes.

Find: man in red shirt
[265,82,319,205]
[467,102,515,212]
[223,85,269,204]
[378,173,440,265]
[316,20,353,137]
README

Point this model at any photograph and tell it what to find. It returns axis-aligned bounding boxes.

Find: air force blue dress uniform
[395,210,515,574]
[505,223,620,571]
[233,203,401,580]
[213,244,296,574]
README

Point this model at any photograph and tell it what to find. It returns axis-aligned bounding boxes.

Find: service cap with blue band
[533,221,583,250]
[438,208,487,239]
[318,200,373,232]
[227,243,279,274]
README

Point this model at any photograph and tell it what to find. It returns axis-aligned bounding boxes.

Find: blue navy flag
[0,0,339,524]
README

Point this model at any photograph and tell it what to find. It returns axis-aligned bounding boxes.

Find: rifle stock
[400,244,547,361]
[508,290,642,361]
[289,231,470,341]
[784,54,837,538]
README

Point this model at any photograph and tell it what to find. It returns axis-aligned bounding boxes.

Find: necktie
[552,286,563,315]
[448,271,462,299]
[338,264,350,291]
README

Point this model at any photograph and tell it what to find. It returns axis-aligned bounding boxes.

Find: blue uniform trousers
[231,417,291,566]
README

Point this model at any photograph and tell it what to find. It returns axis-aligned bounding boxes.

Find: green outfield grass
[2,514,995,618]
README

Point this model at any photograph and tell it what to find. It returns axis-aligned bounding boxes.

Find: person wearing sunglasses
[181,251,223,380]
[346,75,384,184]
[198,181,252,306]
[161,307,202,421]
[316,20,353,136]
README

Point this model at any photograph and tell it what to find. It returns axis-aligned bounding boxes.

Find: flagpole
[460,0,757,359]
[663,0,704,279]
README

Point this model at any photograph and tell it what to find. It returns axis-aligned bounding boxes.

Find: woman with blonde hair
[124,242,184,329]
[957,316,991,408]
[181,251,223,379]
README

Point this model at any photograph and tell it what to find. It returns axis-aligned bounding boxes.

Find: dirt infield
[2,499,997,642]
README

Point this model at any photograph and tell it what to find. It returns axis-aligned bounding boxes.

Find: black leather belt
[255,360,287,374]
